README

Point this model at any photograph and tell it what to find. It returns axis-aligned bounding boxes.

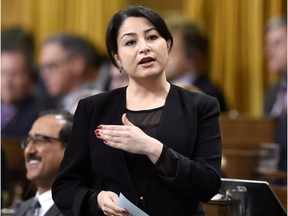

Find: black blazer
[52,84,222,216]
[14,197,63,216]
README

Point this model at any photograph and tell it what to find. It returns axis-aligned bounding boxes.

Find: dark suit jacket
[264,80,287,173]
[193,74,227,112]
[264,80,281,115]
[14,197,63,216]
[52,84,222,216]
[275,112,287,172]
[1,96,43,138]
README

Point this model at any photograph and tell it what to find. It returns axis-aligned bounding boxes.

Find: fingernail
[97,125,102,129]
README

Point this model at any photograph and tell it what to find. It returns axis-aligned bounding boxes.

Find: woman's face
[113,17,170,80]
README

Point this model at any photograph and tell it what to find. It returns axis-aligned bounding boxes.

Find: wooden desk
[220,115,276,151]
[222,149,259,179]
[203,199,232,216]
[271,185,287,211]
[257,170,287,183]
[220,115,277,179]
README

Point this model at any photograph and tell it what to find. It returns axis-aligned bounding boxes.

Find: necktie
[25,198,41,216]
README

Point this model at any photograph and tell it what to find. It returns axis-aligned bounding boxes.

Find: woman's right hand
[95,113,163,164]
[97,191,129,216]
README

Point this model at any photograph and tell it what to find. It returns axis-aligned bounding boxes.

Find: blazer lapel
[106,88,139,201]
[14,198,34,216]
[157,85,182,147]
[44,204,62,216]
[157,85,195,156]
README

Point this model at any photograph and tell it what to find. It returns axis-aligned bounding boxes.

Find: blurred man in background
[39,33,104,113]
[1,27,46,137]
[14,110,73,216]
[165,20,227,112]
[264,16,287,117]
[264,16,287,176]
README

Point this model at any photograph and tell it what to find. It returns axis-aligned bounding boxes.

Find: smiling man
[14,110,73,216]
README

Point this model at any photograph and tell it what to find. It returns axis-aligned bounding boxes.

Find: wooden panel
[220,115,276,151]
[222,149,259,179]
[271,185,287,211]
[1,138,25,179]
[219,115,279,180]
[1,137,30,207]
[203,200,230,216]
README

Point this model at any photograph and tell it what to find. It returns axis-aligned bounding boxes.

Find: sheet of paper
[118,193,149,216]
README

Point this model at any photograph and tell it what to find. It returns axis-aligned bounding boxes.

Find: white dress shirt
[35,190,54,216]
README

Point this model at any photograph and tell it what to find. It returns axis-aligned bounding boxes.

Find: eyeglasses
[21,134,63,149]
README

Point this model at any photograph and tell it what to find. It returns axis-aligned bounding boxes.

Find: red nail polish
[97,125,102,129]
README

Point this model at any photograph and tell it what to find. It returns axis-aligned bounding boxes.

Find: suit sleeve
[155,97,222,202]
[52,100,100,216]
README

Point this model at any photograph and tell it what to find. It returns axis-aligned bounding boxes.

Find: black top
[125,107,163,209]
[126,106,163,137]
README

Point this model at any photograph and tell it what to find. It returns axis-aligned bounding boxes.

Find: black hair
[1,26,35,74]
[106,5,173,69]
[39,109,74,146]
[43,33,103,69]
[168,21,208,59]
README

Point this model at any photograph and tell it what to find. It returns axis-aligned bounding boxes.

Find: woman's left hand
[94,113,163,163]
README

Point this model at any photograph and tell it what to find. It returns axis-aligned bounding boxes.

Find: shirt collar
[171,72,198,85]
[35,190,54,214]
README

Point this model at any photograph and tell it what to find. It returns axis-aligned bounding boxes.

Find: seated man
[39,33,104,113]
[165,19,227,112]
[14,110,73,216]
[1,27,46,137]
[264,15,287,178]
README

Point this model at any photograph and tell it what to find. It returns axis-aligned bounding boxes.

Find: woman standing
[52,5,222,216]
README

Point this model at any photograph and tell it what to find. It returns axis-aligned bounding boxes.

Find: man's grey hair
[266,15,287,32]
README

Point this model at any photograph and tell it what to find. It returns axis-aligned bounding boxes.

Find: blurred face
[39,42,76,97]
[1,51,32,104]
[113,17,171,81]
[265,25,287,75]
[23,115,65,193]
[165,32,191,81]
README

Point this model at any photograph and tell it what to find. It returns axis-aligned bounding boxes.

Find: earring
[119,66,124,73]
